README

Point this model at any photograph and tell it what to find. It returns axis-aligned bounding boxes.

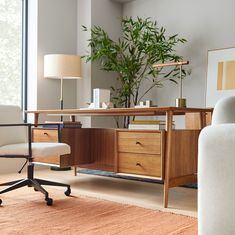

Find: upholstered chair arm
[0,123,70,161]
[0,123,32,158]
[198,124,235,235]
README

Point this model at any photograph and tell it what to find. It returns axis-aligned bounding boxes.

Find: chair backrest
[0,105,27,147]
[212,96,235,125]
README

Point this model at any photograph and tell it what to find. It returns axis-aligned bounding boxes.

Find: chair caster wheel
[34,188,38,191]
[0,199,2,205]
[64,187,71,196]
[46,198,53,206]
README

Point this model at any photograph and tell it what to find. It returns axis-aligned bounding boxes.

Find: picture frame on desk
[206,47,235,107]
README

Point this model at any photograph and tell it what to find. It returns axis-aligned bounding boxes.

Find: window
[0,0,25,106]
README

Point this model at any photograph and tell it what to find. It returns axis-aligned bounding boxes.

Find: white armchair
[198,96,235,235]
[0,105,71,206]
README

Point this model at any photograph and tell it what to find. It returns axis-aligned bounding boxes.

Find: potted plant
[83,17,187,127]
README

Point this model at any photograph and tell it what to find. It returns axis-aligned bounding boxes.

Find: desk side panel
[169,130,200,181]
[89,128,115,171]
[61,128,91,165]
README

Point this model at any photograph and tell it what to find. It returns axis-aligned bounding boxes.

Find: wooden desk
[26,107,213,208]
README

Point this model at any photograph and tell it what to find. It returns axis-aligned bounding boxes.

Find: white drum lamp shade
[43,54,82,112]
[44,54,81,79]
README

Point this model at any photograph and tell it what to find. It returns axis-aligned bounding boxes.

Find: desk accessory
[153,61,189,107]
[93,88,111,108]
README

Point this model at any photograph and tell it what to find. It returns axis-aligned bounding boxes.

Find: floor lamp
[44,54,81,171]
[44,54,81,120]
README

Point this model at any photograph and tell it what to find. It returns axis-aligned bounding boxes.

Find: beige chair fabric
[211,96,235,125]
[0,105,27,146]
[0,105,70,157]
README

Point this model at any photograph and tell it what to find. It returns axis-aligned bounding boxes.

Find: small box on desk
[93,88,110,108]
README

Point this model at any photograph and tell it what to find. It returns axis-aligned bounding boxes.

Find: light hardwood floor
[1,167,197,217]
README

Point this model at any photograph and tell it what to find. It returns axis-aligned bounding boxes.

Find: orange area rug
[0,188,197,235]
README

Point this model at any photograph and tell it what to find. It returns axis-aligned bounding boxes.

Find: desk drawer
[118,153,162,177]
[33,128,58,142]
[118,131,162,154]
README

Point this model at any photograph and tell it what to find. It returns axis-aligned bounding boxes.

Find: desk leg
[199,112,207,129]
[74,166,77,176]
[164,110,173,208]
[70,115,76,122]
[34,113,39,127]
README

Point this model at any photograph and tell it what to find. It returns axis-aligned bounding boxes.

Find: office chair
[0,105,71,206]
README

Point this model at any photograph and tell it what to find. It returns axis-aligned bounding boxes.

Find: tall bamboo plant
[83,17,187,127]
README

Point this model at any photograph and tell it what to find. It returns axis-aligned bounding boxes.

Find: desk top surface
[26,107,213,117]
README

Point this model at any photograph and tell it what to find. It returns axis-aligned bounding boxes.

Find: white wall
[77,0,92,127]
[91,0,122,91]
[37,0,78,113]
[91,0,122,127]
[77,0,123,128]
[123,0,235,108]
[28,0,78,124]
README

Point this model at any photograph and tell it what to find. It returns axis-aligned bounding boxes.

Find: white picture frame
[206,47,235,107]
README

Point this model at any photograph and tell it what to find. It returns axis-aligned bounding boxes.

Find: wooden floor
[1,167,197,217]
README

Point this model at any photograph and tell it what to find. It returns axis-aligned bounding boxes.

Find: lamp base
[175,98,187,108]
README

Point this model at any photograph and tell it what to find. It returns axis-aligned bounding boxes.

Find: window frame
[22,0,28,120]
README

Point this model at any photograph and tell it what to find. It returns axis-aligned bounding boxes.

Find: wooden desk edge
[26,106,213,112]
[25,107,213,117]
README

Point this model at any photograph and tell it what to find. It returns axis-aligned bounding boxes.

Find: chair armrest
[0,123,31,127]
[198,124,235,235]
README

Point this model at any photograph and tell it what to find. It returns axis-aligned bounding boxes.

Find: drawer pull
[135,141,142,145]
[43,132,49,136]
[136,162,141,167]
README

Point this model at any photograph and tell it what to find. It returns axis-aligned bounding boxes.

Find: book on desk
[128,120,175,130]
[45,121,82,128]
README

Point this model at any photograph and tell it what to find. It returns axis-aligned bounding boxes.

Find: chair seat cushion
[0,142,71,157]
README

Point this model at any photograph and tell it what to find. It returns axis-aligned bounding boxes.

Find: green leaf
[83,16,189,117]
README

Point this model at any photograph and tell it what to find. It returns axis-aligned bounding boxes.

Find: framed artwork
[206,47,235,107]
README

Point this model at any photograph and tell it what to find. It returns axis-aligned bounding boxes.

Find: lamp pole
[60,78,63,110]
[60,78,64,121]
